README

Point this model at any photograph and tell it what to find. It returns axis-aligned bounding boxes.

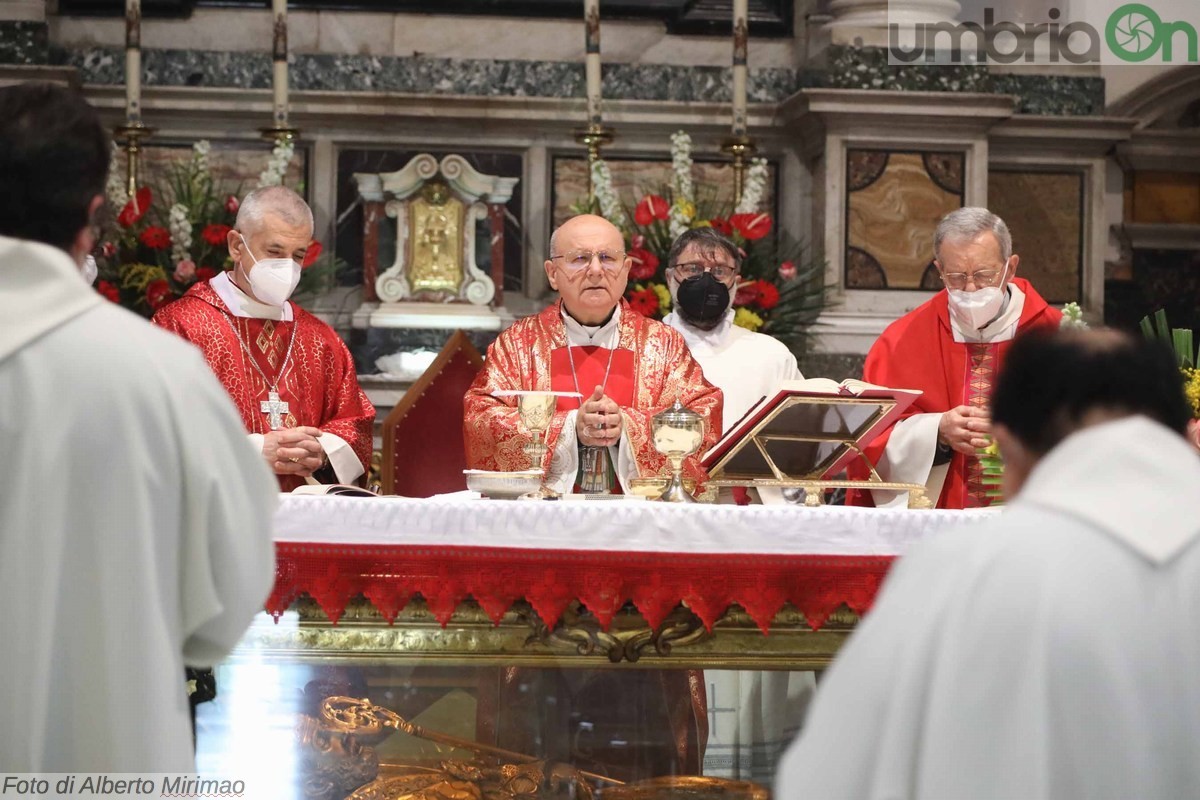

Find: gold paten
[408,181,464,293]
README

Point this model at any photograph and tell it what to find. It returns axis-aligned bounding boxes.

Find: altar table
[254,494,996,669]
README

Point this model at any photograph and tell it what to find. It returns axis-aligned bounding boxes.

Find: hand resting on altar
[264,425,327,476]
[576,384,624,447]
[938,404,991,455]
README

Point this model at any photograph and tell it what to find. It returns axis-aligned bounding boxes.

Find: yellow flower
[652,283,671,313]
[674,199,696,221]
[119,263,168,292]
[733,307,764,332]
[1184,367,1200,418]
[692,220,712,229]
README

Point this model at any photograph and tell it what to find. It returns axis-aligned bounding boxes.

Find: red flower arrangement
[628,247,659,280]
[634,195,670,226]
[145,279,173,310]
[139,226,171,250]
[96,280,120,303]
[302,240,323,268]
[201,223,232,247]
[626,286,661,317]
[117,187,153,228]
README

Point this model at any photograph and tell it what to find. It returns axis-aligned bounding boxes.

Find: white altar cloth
[274,494,996,556]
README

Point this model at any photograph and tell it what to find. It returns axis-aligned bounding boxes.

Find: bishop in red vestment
[851,209,1062,510]
[465,215,722,495]
[463,214,720,780]
[153,187,373,491]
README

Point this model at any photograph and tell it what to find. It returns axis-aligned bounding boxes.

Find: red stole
[224,316,302,433]
[550,347,636,410]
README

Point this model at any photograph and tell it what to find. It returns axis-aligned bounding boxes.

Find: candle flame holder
[260,125,301,146]
[113,122,155,200]
[573,123,616,202]
[721,134,758,209]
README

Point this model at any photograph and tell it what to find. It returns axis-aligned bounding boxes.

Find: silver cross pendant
[260,390,289,430]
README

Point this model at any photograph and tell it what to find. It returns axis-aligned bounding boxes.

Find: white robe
[664,309,812,780]
[0,235,278,770]
[663,309,803,432]
[777,416,1200,800]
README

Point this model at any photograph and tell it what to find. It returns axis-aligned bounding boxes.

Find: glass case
[194,597,859,800]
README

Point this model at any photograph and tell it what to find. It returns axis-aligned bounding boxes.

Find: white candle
[732,0,748,137]
[272,0,289,126]
[124,0,141,123]
[584,0,602,126]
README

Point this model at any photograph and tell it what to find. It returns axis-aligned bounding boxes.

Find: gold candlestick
[574,123,615,202]
[721,134,757,208]
[259,125,301,146]
[113,122,155,200]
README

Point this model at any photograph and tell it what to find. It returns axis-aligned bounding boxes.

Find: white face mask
[946,262,1009,332]
[238,234,301,307]
[81,254,98,286]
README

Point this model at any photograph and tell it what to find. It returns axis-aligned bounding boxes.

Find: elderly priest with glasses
[465,213,722,496]
[850,207,1062,510]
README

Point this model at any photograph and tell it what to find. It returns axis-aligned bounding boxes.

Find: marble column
[0,0,48,65]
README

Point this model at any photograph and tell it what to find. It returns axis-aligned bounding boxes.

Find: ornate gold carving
[240,597,858,670]
[408,182,465,294]
[295,713,381,800]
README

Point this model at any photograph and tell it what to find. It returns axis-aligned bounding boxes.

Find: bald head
[549,214,623,258]
[545,214,631,325]
[236,186,314,238]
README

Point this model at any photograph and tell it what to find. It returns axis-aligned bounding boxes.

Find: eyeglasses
[941,269,1002,289]
[673,262,738,282]
[550,250,626,272]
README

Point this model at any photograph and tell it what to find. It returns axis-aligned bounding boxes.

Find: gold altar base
[233,596,859,671]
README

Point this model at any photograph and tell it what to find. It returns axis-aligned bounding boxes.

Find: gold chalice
[651,399,705,503]
[516,391,557,468]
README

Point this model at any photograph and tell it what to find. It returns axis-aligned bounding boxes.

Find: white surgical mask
[947,262,1009,332]
[238,233,301,307]
[81,254,98,286]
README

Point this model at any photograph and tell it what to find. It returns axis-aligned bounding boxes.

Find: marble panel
[845,150,963,290]
[799,352,866,382]
[0,20,47,65]
[132,141,306,200]
[551,156,779,229]
[1131,171,1200,225]
[988,169,1083,304]
[818,46,1105,116]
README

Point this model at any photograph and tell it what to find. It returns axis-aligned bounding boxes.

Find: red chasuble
[850,278,1062,509]
[152,280,375,491]
[463,299,723,490]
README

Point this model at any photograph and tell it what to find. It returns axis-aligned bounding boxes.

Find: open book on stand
[701,378,932,508]
[291,483,380,498]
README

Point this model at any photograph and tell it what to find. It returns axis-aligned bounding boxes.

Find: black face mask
[676,272,731,327]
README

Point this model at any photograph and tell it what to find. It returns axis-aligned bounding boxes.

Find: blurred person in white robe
[662,227,812,781]
[777,327,1200,800]
[0,82,277,770]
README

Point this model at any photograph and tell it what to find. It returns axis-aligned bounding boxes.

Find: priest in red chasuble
[153,186,374,491]
[851,207,1062,510]
[464,214,722,495]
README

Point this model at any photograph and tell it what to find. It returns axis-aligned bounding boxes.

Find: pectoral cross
[260,390,289,430]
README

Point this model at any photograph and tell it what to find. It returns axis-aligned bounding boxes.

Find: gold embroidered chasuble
[464,299,723,489]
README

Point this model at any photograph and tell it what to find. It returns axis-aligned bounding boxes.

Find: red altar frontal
[196,495,994,800]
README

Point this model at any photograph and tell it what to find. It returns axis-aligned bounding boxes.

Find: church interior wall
[3,5,1198,392]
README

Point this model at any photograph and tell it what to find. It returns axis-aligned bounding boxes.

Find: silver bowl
[463,469,544,500]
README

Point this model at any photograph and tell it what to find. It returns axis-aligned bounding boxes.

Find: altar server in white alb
[0,82,277,770]
[777,327,1200,800]
[662,226,802,435]
[661,227,811,780]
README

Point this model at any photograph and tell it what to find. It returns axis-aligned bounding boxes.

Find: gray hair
[933,207,1012,263]
[235,186,314,235]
